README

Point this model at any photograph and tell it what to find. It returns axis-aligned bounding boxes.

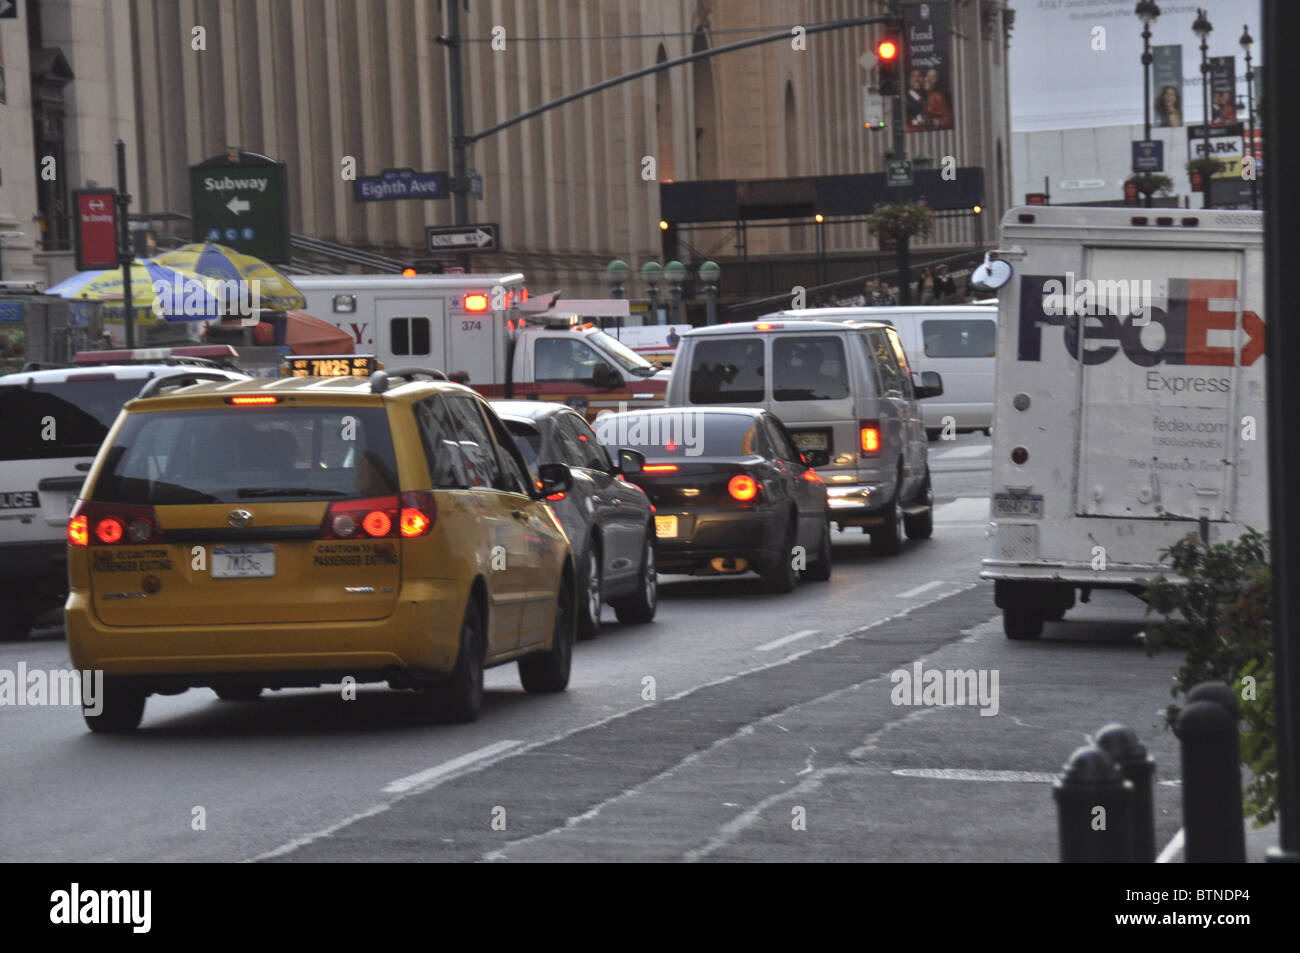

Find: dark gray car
[493,401,657,639]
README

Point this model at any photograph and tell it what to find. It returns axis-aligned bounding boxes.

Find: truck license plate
[212,544,276,578]
[994,492,1044,519]
[654,516,678,538]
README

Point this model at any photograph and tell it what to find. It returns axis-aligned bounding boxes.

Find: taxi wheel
[760,513,800,594]
[804,519,833,582]
[612,529,657,624]
[576,540,602,641]
[423,598,485,724]
[84,684,146,734]
[214,686,263,702]
[519,579,574,694]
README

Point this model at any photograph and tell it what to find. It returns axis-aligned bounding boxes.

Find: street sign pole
[889,0,910,304]
[115,139,134,348]
[443,0,472,272]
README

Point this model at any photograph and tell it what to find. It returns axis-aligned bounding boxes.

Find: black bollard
[1187,681,1241,717]
[1053,745,1134,862]
[1176,697,1246,862]
[1096,724,1157,863]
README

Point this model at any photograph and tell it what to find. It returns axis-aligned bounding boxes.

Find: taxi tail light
[399,491,437,537]
[320,495,402,539]
[860,420,882,456]
[68,500,163,546]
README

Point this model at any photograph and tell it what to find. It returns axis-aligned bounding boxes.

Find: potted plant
[1186,157,1225,192]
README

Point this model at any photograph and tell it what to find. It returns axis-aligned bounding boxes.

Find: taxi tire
[519,579,574,694]
[612,528,657,624]
[84,685,146,734]
[760,513,800,594]
[423,598,485,724]
[576,540,602,641]
[804,519,833,582]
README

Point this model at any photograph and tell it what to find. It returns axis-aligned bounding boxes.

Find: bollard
[1176,695,1246,862]
[1053,745,1134,862]
[1187,681,1241,717]
[1096,724,1157,862]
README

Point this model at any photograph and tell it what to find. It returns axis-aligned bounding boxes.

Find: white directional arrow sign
[425,223,499,253]
[227,196,251,215]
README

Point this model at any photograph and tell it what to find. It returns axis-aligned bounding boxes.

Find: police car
[0,347,247,638]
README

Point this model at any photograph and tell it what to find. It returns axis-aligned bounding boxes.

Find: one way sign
[0,0,17,18]
[426,223,499,253]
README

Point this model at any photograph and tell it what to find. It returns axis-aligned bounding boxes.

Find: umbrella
[45,259,225,321]
[152,243,307,311]
[284,311,356,354]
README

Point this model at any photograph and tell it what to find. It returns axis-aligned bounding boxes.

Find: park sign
[190,151,290,263]
[354,168,448,202]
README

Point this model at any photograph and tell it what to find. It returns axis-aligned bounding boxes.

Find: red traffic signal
[876,39,899,61]
[876,23,903,95]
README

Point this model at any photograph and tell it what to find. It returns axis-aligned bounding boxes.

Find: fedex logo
[1018,275,1264,367]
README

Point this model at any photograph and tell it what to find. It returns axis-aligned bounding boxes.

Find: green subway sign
[190,152,290,263]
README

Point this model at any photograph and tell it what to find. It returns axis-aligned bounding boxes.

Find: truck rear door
[1075,247,1254,523]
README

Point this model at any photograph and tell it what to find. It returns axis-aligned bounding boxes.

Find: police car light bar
[73,345,240,364]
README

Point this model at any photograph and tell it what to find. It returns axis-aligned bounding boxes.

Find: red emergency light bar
[463,294,489,312]
[73,345,239,364]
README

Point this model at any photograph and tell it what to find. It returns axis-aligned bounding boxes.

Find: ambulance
[288,273,668,418]
[974,206,1265,639]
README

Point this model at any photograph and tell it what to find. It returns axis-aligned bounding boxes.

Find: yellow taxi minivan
[65,368,576,732]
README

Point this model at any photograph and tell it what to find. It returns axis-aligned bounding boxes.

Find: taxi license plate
[212,544,276,578]
[994,492,1044,519]
[792,431,829,452]
[654,516,678,539]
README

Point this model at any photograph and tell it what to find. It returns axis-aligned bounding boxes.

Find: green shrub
[1140,528,1275,825]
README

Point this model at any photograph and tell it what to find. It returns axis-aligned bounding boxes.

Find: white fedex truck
[976,206,1265,639]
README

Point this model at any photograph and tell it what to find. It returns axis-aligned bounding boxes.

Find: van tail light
[399,491,437,537]
[860,420,882,456]
[728,474,760,502]
[68,500,163,546]
[321,495,401,539]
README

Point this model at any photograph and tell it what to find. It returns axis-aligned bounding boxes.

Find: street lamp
[1192,7,1213,209]
[1136,1,1161,208]
[698,260,721,326]
[605,259,629,300]
[663,260,687,327]
[1240,24,1257,210]
[640,261,662,323]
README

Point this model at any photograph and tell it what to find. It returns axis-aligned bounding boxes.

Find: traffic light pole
[116,139,134,348]
[441,0,472,272]
[888,0,911,305]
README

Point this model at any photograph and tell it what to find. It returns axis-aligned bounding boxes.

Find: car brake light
[227,395,279,406]
[860,421,882,455]
[728,474,759,501]
[643,464,678,473]
[363,510,392,537]
[546,492,566,502]
[321,496,401,539]
[68,501,163,545]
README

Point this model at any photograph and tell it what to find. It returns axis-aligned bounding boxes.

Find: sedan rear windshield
[92,406,398,505]
[0,378,145,461]
[503,419,542,473]
[594,412,761,458]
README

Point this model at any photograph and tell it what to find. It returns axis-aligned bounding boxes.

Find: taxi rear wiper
[236,488,348,498]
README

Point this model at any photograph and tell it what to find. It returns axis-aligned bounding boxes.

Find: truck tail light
[860,420,882,456]
[68,501,163,546]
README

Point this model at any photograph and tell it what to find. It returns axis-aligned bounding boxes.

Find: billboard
[1151,45,1183,127]
[1209,56,1237,126]
[903,2,954,133]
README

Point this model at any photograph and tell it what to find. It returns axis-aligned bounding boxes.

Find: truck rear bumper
[979,560,1177,588]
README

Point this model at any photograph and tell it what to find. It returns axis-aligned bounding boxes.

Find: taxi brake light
[228,395,279,406]
[68,501,162,545]
[362,510,392,537]
[399,491,437,537]
[68,515,89,547]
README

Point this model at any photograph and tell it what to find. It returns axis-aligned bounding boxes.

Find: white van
[760,306,996,434]
[974,206,1265,639]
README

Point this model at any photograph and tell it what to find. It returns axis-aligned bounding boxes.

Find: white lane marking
[756,629,818,652]
[934,444,991,459]
[250,585,978,863]
[891,767,1058,783]
[897,580,944,599]
[1156,828,1185,864]
[382,739,523,794]
[933,497,990,522]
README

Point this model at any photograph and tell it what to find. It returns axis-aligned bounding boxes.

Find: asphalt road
[0,432,1189,862]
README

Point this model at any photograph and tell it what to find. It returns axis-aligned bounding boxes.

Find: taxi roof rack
[369,367,449,393]
[136,370,244,399]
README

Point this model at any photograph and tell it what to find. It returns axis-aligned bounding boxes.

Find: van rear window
[0,379,144,461]
[91,406,398,504]
[773,336,849,401]
[688,339,766,404]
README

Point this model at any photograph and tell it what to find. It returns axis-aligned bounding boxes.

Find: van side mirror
[914,371,944,399]
[592,362,622,389]
[802,449,830,468]
[538,462,573,498]
[616,448,645,475]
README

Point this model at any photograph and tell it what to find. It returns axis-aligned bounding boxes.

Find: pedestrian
[871,281,896,307]
[810,293,825,309]
[935,264,957,302]
[917,266,936,305]
[828,293,842,308]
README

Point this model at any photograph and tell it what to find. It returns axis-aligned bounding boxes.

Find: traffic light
[876,23,902,96]
[406,258,445,275]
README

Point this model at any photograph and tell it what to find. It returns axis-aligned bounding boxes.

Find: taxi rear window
[0,378,144,460]
[92,406,398,504]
